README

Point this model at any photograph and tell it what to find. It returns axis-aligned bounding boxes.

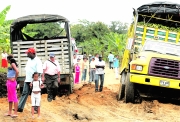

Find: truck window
[22,22,67,40]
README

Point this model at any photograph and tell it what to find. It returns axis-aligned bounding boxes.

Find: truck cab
[118,1,180,103]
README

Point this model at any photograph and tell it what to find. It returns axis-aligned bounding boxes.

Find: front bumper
[130,73,180,89]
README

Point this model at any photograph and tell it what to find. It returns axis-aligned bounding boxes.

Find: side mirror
[126,38,133,50]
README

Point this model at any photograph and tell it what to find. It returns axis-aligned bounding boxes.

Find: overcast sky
[0,0,179,24]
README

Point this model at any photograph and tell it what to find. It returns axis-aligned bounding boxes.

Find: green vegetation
[137,22,180,33]
[0,5,11,53]
[71,20,128,61]
[23,22,66,39]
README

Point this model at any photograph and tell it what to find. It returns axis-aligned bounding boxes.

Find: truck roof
[11,14,69,29]
[137,1,180,14]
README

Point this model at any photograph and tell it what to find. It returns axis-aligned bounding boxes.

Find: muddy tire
[117,71,126,100]
[69,74,74,94]
[124,73,135,103]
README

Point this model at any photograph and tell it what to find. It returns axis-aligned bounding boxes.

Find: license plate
[159,80,170,87]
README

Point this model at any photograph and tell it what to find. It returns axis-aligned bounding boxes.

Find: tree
[0,5,11,52]
[70,20,110,43]
[23,22,65,39]
[79,32,127,61]
[70,24,86,43]
[109,21,128,34]
[0,5,11,26]
[104,33,127,58]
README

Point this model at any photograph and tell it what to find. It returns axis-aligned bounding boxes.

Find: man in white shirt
[42,52,61,102]
[95,56,105,92]
[94,53,99,63]
[18,48,43,112]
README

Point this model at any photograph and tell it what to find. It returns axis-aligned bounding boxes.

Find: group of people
[108,52,120,79]
[4,48,61,118]
[73,53,106,92]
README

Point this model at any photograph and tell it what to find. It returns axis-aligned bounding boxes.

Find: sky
[0,0,179,25]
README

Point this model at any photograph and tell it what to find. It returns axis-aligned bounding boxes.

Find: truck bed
[12,38,73,76]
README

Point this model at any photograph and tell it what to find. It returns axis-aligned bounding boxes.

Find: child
[74,61,80,84]
[30,72,44,118]
[4,55,19,118]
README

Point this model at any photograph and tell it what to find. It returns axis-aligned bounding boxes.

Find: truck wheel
[70,74,74,94]
[117,71,126,100]
[124,73,135,103]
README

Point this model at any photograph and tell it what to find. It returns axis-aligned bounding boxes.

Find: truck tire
[117,71,126,100]
[124,73,135,103]
[70,74,74,94]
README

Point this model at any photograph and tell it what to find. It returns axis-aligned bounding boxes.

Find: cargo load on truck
[118,1,180,103]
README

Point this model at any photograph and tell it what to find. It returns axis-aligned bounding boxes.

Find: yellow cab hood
[130,51,180,74]
[139,51,180,61]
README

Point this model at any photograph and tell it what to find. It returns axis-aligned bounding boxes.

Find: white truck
[10,14,76,95]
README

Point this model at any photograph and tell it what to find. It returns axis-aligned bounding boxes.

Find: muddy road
[1,66,180,122]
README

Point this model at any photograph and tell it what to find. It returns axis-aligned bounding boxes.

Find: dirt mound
[68,83,117,106]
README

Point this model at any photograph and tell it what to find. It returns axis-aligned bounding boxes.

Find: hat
[49,52,55,57]
[91,56,95,59]
[25,48,36,54]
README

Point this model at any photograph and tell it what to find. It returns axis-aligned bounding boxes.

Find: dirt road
[1,65,180,122]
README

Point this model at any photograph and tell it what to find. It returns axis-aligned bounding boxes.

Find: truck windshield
[142,40,180,56]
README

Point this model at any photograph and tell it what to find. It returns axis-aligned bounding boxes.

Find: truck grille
[149,58,180,79]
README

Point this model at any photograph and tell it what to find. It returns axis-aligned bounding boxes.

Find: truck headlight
[131,64,143,71]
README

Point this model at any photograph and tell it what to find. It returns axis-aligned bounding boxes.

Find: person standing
[94,53,99,63]
[81,57,88,83]
[30,72,44,118]
[1,51,8,68]
[74,60,80,84]
[113,55,120,80]
[17,48,43,112]
[89,57,96,83]
[42,52,61,102]
[4,55,19,118]
[73,54,77,72]
[95,56,105,92]
[108,52,114,69]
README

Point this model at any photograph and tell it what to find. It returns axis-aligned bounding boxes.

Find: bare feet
[4,113,11,116]
[11,114,18,118]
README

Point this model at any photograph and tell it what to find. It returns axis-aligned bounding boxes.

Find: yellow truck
[117,1,180,103]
